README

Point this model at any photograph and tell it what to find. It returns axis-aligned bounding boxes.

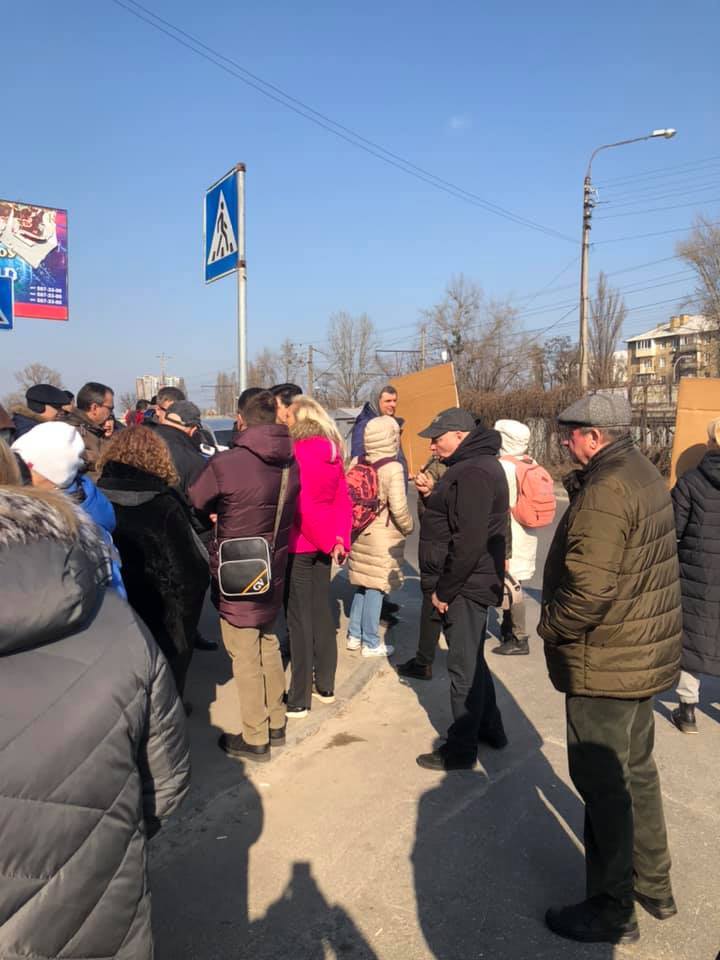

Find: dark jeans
[416,591,443,666]
[444,596,503,761]
[566,695,673,906]
[285,552,337,708]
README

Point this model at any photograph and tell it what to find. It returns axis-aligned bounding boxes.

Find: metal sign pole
[237,164,247,394]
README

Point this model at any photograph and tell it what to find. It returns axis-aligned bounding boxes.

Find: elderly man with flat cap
[11,384,69,440]
[540,393,682,946]
[414,407,509,771]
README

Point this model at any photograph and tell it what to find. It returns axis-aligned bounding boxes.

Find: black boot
[218,733,271,763]
[396,657,432,681]
[492,636,529,656]
[634,889,677,920]
[672,702,698,734]
[545,896,639,945]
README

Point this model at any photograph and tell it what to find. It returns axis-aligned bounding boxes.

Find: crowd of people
[1,375,719,956]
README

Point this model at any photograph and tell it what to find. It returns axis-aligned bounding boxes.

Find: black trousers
[444,596,503,761]
[566,695,673,905]
[415,591,443,666]
[285,552,337,709]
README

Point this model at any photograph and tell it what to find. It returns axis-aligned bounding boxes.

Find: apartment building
[625,314,717,384]
[135,374,182,400]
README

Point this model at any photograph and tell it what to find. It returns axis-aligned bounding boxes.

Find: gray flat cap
[558,393,632,428]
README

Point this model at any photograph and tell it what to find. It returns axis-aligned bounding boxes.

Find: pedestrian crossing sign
[204,166,244,284]
[0,275,13,331]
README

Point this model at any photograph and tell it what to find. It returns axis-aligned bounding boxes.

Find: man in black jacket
[415,408,509,771]
[153,400,208,494]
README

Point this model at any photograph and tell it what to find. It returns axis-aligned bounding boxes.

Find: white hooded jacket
[495,419,538,582]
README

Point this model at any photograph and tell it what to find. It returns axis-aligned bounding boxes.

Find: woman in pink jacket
[285,396,352,718]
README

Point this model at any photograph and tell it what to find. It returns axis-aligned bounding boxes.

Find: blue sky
[2,0,718,404]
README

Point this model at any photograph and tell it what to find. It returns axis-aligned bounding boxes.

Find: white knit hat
[12,422,85,488]
[494,419,531,457]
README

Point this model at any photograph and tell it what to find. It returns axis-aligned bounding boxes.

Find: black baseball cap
[26,384,68,413]
[418,407,476,439]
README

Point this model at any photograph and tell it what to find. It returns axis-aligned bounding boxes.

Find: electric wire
[109,0,575,244]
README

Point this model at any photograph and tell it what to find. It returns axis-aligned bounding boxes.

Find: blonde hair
[707,417,720,447]
[0,439,21,485]
[290,396,345,457]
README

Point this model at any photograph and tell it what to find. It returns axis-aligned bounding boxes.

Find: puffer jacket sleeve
[189,458,221,514]
[540,478,629,644]
[138,644,191,835]
[671,476,692,540]
[385,463,413,536]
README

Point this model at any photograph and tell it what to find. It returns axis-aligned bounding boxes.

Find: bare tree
[326,311,379,405]
[421,275,524,394]
[530,336,580,389]
[248,348,280,388]
[677,216,720,374]
[589,272,626,388]
[4,362,65,409]
[118,391,136,415]
[277,339,304,386]
[214,371,237,416]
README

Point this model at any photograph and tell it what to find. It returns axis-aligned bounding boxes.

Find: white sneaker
[346,635,361,651]
[362,643,395,658]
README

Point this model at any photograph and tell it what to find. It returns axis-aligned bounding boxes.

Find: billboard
[0,200,69,321]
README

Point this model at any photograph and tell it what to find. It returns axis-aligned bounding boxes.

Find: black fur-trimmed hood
[0,489,112,655]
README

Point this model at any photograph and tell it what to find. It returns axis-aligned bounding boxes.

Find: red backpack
[502,455,557,529]
[346,457,396,540]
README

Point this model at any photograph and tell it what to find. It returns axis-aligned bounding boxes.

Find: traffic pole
[236,164,247,395]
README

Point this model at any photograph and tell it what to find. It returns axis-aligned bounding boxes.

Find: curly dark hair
[97,426,179,486]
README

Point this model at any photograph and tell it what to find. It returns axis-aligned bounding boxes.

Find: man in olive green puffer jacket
[539,393,682,948]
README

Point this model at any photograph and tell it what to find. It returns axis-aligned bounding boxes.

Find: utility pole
[578,129,677,392]
[578,178,593,390]
[420,326,427,370]
[307,344,314,398]
[157,353,172,388]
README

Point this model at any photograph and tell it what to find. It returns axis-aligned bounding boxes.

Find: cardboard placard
[669,378,720,486]
[393,363,459,476]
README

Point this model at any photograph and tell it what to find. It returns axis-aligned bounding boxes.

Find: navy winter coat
[672,449,720,677]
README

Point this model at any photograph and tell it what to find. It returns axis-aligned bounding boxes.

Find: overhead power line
[110,0,575,244]
[600,180,720,208]
[594,218,720,245]
[595,155,720,188]
[596,197,720,221]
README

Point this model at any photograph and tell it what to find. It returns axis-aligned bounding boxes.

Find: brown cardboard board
[393,363,459,476]
[669,378,720,486]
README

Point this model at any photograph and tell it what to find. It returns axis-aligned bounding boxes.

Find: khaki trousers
[220,619,287,746]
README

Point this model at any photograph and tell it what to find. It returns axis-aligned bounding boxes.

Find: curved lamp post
[579,129,677,390]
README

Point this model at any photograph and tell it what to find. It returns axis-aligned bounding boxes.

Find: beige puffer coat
[348,416,413,593]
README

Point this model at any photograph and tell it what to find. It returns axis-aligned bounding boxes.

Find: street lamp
[578,129,677,390]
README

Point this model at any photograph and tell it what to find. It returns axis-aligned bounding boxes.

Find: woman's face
[285,402,298,428]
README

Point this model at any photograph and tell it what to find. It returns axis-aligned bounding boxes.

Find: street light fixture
[578,128,678,390]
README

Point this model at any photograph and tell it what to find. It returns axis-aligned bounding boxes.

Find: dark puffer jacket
[540,437,682,698]
[418,425,508,606]
[671,449,720,677]
[189,424,299,628]
[0,489,190,960]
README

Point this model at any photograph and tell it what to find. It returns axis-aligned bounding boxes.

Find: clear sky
[2,0,719,404]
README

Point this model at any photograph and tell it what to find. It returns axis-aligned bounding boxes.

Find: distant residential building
[625,314,717,384]
[135,374,182,400]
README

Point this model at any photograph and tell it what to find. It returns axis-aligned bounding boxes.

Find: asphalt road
[149,488,720,960]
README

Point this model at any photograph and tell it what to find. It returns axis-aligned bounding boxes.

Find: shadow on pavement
[152,763,377,960]
[410,675,615,959]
